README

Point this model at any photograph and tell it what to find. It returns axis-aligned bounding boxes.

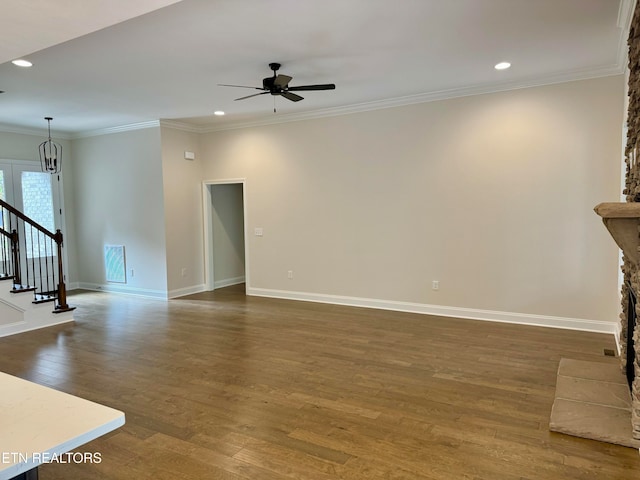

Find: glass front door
[0,161,63,288]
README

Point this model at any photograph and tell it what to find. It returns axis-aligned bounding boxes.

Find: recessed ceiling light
[213,111,225,116]
[494,62,511,71]
[12,59,33,68]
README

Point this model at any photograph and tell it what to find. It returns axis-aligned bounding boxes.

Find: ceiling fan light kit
[219,62,335,112]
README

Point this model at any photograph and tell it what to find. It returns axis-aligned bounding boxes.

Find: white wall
[210,183,245,288]
[199,76,625,324]
[160,126,204,297]
[0,131,71,162]
[0,75,624,328]
[71,127,168,295]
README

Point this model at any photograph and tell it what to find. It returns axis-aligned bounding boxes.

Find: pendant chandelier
[39,117,62,174]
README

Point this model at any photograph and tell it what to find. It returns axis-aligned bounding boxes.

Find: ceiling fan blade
[274,74,292,88]
[218,84,264,90]
[287,84,336,91]
[281,92,304,102]
[235,92,269,101]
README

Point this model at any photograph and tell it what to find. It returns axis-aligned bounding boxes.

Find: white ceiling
[0,0,183,65]
[0,0,633,136]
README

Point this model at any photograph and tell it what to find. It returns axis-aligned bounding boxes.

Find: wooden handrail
[0,198,70,311]
[0,226,12,239]
[0,198,56,239]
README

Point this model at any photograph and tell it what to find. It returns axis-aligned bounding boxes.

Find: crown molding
[616,0,636,69]
[196,66,625,134]
[159,119,203,133]
[176,2,636,134]
[0,65,627,140]
[70,120,160,139]
[0,120,160,140]
[0,12,633,142]
[0,122,73,140]
[618,0,635,29]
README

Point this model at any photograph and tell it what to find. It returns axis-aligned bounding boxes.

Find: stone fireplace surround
[549,5,640,451]
[592,203,640,447]
[620,2,640,445]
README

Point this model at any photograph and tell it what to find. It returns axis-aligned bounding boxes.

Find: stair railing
[0,227,18,283]
[0,198,70,311]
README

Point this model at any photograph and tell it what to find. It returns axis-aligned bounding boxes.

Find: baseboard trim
[614,321,623,356]
[168,284,207,299]
[74,283,211,300]
[77,282,168,299]
[246,287,618,335]
[0,315,74,338]
[214,276,245,290]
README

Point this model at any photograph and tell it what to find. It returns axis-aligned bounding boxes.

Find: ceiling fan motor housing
[263,62,286,93]
[263,76,277,91]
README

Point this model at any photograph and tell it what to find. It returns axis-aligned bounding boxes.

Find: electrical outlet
[254,227,263,236]
[181,268,187,277]
[432,280,439,291]
[287,270,293,279]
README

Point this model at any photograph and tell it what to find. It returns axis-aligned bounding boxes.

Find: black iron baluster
[37,229,44,300]
[51,236,56,300]
[21,221,26,288]
[40,231,51,297]
[31,224,35,289]
[1,232,7,278]
[11,229,20,286]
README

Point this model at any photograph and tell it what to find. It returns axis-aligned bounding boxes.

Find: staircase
[0,199,74,337]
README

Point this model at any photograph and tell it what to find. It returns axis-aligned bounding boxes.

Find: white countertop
[0,372,125,480]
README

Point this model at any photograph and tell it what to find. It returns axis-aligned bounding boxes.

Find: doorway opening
[202,180,248,292]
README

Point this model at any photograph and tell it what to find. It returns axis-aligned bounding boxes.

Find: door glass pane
[21,172,56,259]
[21,171,55,232]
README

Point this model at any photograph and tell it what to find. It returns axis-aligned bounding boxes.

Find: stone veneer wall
[623,4,640,442]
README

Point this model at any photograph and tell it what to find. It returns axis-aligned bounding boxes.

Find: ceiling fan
[219,62,336,111]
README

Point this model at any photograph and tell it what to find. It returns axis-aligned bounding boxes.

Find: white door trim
[202,178,248,291]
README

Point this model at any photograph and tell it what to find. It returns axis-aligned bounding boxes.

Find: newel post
[54,229,69,310]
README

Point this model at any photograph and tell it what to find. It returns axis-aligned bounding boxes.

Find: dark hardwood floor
[0,285,638,479]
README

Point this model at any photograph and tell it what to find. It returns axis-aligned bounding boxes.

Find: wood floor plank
[0,285,637,479]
